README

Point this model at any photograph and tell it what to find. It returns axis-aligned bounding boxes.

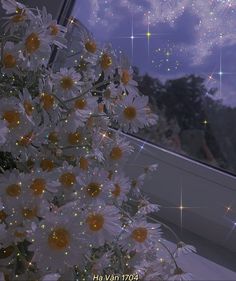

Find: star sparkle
[162,182,206,232]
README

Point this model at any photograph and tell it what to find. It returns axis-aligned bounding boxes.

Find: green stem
[52,94,70,110]
[158,240,179,269]
[64,79,113,103]
[147,216,181,243]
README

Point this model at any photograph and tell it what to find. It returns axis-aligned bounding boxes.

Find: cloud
[73,0,236,65]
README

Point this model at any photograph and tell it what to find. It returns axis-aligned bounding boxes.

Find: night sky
[72,0,236,106]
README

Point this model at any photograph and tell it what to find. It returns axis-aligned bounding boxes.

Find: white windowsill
[165,240,236,280]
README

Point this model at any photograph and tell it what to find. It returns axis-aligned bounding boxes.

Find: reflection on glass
[65,0,236,175]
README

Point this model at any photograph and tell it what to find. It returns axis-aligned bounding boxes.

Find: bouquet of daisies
[0,1,195,280]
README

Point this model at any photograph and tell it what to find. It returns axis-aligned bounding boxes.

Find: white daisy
[0,97,29,135]
[20,25,52,70]
[102,82,121,112]
[83,203,121,247]
[118,65,138,96]
[169,268,193,281]
[174,242,196,258]
[79,27,99,64]
[8,123,46,161]
[33,156,58,173]
[109,172,131,205]
[9,225,29,243]
[130,174,145,197]
[0,169,23,203]
[0,42,21,75]
[114,94,158,133]
[137,198,160,216]
[37,78,61,125]
[6,196,50,228]
[40,6,67,49]
[27,169,59,198]
[52,67,82,100]
[96,45,117,79]
[55,124,83,151]
[55,163,81,202]
[76,153,91,172]
[29,214,87,273]
[19,88,37,124]
[1,0,34,33]
[78,167,112,206]
[106,134,133,163]
[1,0,26,14]
[119,220,161,253]
[66,94,98,128]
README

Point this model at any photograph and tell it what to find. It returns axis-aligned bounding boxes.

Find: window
[62,0,236,175]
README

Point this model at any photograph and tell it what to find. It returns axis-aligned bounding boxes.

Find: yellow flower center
[79,157,89,171]
[86,214,104,231]
[21,207,37,219]
[68,132,81,145]
[23,100,34,116]
[3,110,20,128]
[14,231,26,238]
[101,53,112,70]
[112,184,121,197]
[103,89,111,100]
[123,106,137,120]
[11,8,26,23]
[131,227,148,243]
[40,93,55,111]
[86,182,101,197]
[110,146,123,160]
[108,170,113,180]
[48,131,58,144]
[49,24,59,36]
[6,184,21,197]
[98,103,104,113]
[30,178,46,196]
[60,76,74,90]
[25,32,40,54]
[0,210,7,221]
[131,179,137,188]
[0,246,15,259]
[48,227,70,250]
[40,159,55,171]
[121,70,131,85]
[18,132,33,146]
[74,99,87,110]
[87,116,94,128]
[85,40,97,53]
[3,53,17,68]
[59,172,76,187]
[27,159,34,170]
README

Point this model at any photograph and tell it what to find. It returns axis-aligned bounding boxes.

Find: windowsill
[165,240,236,280]
[123,131,236,252]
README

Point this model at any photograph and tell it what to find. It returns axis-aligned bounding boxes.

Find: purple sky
[72,0,236,106]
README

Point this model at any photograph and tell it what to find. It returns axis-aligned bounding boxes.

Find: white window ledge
[166,240,236,280]
[123,132,236,252]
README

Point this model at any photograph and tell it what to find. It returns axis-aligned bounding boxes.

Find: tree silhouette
[134,71,234,173]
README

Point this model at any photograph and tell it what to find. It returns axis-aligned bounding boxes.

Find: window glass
[67,0,236,175]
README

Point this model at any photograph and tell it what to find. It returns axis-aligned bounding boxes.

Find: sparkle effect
[73,0,236,105]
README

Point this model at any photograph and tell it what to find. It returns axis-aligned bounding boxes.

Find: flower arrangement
[0,1,195,280]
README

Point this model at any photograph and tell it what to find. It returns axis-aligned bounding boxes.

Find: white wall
[124,133,236,252]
